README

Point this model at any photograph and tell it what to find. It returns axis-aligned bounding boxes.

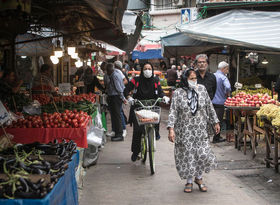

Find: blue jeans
[120,107,126,130]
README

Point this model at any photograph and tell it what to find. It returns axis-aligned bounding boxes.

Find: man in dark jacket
[195,54,217,100]
[167,65,178,86]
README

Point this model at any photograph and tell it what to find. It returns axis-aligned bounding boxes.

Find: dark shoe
[156,133,161,140]
[111,136,124,141]
[212,138,226,143]
[184,183,193,193]
[131,153,138,162]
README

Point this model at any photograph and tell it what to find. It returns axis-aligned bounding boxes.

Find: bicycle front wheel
[148,127,156,175]
[141,135,147,163]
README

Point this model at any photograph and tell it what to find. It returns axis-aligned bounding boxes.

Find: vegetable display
[6,110,90,128]
[0,140,76,199]
[41,100,97,116]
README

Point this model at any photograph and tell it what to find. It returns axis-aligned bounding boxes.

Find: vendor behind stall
[0,69,23,100]
[32,64,56,94]
[81,66,104,94]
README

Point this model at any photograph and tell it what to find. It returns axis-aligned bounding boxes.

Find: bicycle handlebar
[133,98,163,108]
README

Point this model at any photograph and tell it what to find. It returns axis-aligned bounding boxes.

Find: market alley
[79,107,280,205]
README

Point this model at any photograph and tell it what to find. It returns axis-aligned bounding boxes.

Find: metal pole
[236,52,240,83]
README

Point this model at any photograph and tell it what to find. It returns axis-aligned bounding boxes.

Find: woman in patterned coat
[167,69,220,193]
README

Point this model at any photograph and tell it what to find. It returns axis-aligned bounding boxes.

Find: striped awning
[178,9,280,51]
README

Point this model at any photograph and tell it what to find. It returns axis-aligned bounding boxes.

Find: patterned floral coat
[167,85,219,179]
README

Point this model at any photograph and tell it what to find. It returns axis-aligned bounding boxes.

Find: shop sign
[59,83,71,94]
[0,101,10,125]
[181,8,198,25]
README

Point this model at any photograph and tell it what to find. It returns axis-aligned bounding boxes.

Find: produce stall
[225,91,280,172]
[0,140,79,204]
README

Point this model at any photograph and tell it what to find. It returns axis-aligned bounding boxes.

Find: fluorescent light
[21,56,27,59]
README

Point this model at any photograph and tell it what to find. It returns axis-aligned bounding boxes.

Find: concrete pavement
[79,107,280,205]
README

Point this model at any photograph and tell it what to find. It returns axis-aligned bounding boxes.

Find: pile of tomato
[33,93,96,105]
[7,110,90,128]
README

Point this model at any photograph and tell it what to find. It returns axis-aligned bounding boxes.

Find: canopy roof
[1,0,142,52]
[161,32,221,58]
[178,9,280,52]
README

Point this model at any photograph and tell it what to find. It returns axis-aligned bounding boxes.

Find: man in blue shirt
[106,63,127,141]
[212,61,231,143]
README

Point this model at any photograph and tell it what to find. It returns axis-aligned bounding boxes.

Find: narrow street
[79,108,280,205]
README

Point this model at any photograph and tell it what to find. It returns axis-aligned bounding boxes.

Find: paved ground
[79,107,280,205]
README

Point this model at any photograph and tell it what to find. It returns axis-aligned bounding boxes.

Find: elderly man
[212,61,231,143]
[195,54,216,100]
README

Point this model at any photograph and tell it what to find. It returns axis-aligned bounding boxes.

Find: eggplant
[19,177,29,193]
[26,179,39,191]
[15,191,40,199]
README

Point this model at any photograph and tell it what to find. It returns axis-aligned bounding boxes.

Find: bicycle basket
[134,106,161,125]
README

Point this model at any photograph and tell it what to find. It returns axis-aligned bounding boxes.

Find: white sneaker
[106,131,115,137]
[122,130,127,138]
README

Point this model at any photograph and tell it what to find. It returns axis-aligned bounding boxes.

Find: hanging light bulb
[71,52,79,59]
[54,40,63,58]
[87,59,91,66]
[262,57,268,65]
[75,59,83,68]
[67,47,76,55]
[50,55,58,62]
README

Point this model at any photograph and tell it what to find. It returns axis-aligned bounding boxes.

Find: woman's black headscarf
[83,67,94,85]
[136,62,156,100]
[181,69,199,116]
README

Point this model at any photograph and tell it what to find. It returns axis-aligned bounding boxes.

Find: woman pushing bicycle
[125,62,169,162]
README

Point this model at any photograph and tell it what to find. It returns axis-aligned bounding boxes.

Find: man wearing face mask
[212,61,231,143]
[126,62,168,162]
[195,54,216,100]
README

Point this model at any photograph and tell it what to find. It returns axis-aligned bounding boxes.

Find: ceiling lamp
[54,40,63,58]
[75,59,83,68]
[87,59,91,66]
[71,52,79,59]
[67,47,76,55]
[262,57,268,65]
[50,55,59,64]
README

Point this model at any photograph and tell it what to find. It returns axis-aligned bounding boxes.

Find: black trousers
[213,104,224,140]
[131,106,160,154]
[108,95,123,137]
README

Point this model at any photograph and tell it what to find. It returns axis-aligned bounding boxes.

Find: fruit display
[256,104,280,127]
[5,110,90,129]
[0,140,76,199]
[32,93,96,105]
[239,76,263,85]
[232,86,273,97]
[256,104,280,119]
[225,92,278,107]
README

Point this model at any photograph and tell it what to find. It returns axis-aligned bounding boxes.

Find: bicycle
[134,98,163,175]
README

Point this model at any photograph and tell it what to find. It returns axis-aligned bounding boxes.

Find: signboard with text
[58,83,71,94]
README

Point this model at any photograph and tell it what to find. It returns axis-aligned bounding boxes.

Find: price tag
[255,84,262,88]
[0,101,10,126]
[234,82,243,89]
[58,83,71,94]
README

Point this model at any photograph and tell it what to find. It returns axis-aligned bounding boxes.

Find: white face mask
[143,70,153,78]
[188,80,197,88]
